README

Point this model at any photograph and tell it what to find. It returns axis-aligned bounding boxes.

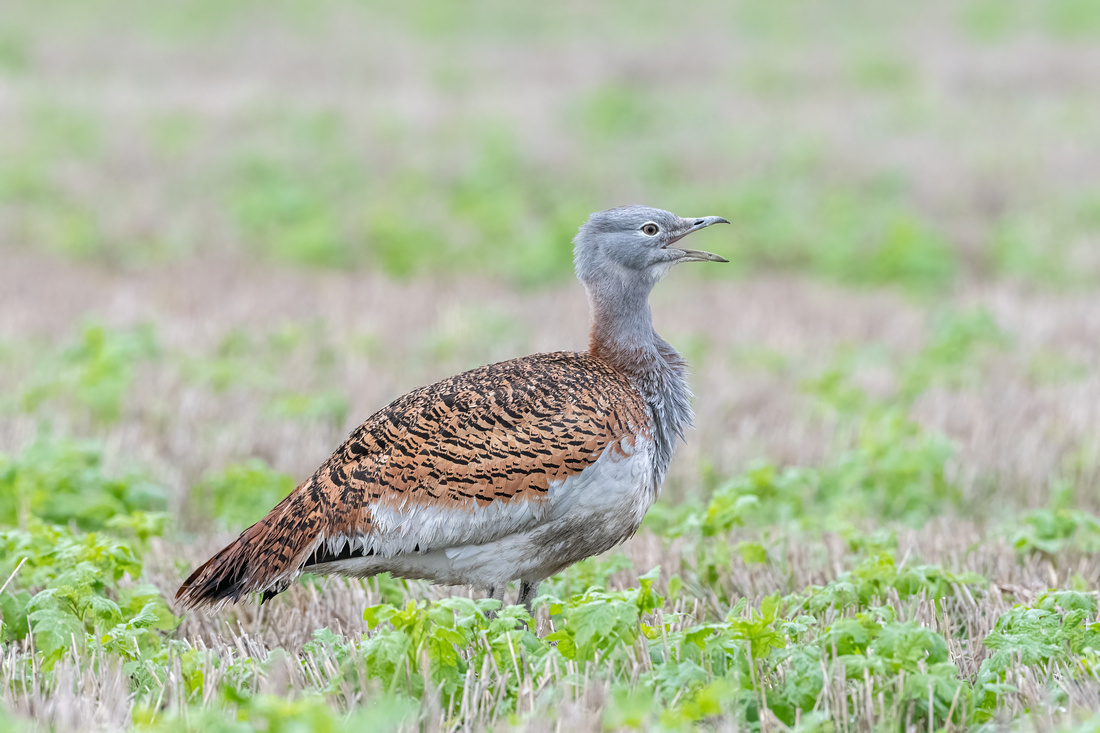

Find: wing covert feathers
[176,351,651,608]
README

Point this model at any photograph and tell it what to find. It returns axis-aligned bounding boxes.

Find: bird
[176,205,728,614]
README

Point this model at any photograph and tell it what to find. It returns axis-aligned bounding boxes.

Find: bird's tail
[175,480,332,608]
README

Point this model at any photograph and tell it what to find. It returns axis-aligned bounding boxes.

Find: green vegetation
[3,1,1100,289]
[190,460,295,531]
[0,521,174,671]
[17,323,158,425]
[711,179,959,292]
[0,433,165,530]
[1,0,1099,729]
[0,429,1097,729]
[1,301,1097,729]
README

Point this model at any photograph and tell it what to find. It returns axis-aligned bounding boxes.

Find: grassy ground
[1,1,1099,730]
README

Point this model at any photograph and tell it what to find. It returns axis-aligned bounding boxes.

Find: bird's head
[573,205,729,291]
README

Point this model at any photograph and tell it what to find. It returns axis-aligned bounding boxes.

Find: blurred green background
[2,0,1098,289]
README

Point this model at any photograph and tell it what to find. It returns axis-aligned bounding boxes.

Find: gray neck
[586,278,694,488]
[587,276,660,361]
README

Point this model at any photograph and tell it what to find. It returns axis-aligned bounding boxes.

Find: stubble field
[1,1,1099,730]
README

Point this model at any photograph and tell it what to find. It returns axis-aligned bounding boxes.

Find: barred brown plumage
[176,206,727,613]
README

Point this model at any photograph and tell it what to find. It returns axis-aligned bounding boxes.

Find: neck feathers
[586,285,693,487]
[586,275,657,370]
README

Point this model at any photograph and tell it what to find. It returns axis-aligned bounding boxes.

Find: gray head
[574,205,728,362]
[573,205,729,291]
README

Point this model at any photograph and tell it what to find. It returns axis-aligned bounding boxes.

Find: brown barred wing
[175,352,651,608]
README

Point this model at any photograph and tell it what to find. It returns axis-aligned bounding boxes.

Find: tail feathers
[176,485,322,608]
[175,516,297,608]
[175,476,373,609]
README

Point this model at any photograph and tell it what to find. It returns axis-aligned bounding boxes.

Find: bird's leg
[516,580,539,616]
[485,584,505,619]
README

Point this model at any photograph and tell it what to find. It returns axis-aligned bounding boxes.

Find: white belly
[308,438,657,588]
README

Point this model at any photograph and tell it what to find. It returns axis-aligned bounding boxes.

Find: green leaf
[84,594,122,629]
[871,621,951,670]
[363,603,396,629]
[0,589,31,641]
[736,541,767,564]
[28,607,85,667]
[544,629,576,660]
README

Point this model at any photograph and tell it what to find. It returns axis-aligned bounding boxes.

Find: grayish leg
[485,584,505,618]
[517,580,538,615]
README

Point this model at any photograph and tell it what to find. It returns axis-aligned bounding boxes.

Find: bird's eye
[641,222,660,236]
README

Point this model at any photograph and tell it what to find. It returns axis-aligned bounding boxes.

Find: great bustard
[176,206,728,613]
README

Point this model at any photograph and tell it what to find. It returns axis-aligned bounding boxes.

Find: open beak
[668,216,730,262]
